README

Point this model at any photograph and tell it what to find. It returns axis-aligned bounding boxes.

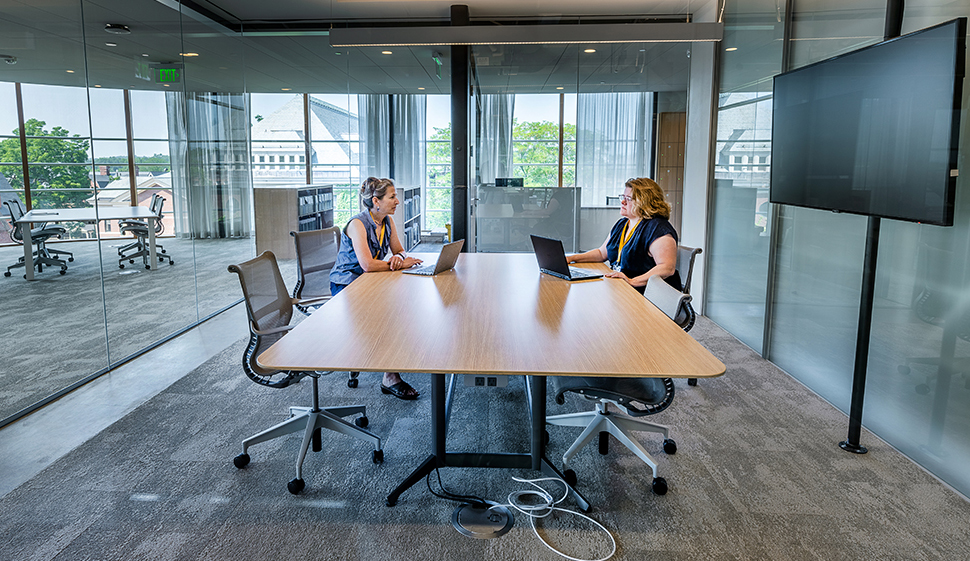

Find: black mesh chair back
[228,251,302,388]
[676,245,702,295]
[291,226,340,305]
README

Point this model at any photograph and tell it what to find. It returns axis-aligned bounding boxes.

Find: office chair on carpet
[676,245,702,386]
[3,199,72,278]
[118,194,172,269]
[546,275,693,496]
[228,251,382,494]
[291,226,361,389]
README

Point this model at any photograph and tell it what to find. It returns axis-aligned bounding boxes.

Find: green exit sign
[155,67,181,84]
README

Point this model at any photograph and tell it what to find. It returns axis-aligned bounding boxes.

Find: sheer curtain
[576,92,655,207]
[166,92,252,238]
[357,94,426,188]
[477,94,515,184]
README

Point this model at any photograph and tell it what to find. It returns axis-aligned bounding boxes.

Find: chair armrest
[252,324,295,336]
[292,296,330,307]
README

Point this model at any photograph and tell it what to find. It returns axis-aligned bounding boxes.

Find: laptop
[530,235,603,281]
[403,239,465,276]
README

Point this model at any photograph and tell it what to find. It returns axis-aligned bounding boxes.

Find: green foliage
[0,119,91,208]
[511,119,577,187]
[93,153,171,174]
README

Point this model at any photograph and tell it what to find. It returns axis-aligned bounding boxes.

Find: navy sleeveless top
[329,210,392,288]
[605,216,682,293]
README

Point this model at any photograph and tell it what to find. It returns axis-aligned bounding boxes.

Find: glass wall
[707,0,970,497]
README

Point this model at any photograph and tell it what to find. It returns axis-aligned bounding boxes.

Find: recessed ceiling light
[418,87,425,90]
[142,53,150,57]
[105,42,117,47]
[725,47,738,52]
[584,48,596,53]
[381,50,392,55]
[66,70,74,73]
[180,52,199,57]
[104,23,130,35]
[94,85,101,88]
[281,88,291,91]
[556,87,564,90]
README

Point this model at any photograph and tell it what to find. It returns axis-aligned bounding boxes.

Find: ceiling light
[281,88,291,91]
[0,54,16,65]
[104,23,131,35]
[66,70,75,73]
[142,53,150,57]
[725,47,738,51]
[94,85,101,88]
[556,87,564,90]
[180,52,199,57]
[418,87,425,90]
[381,50,393,55]
[105,42,117,47]
[584,48,596,53]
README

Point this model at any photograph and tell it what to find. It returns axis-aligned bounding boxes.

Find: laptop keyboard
[568,266,601,279]
[407,265,435,276]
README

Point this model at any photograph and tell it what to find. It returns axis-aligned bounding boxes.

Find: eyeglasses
[617,194,633,203]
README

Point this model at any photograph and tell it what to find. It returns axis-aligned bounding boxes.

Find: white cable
[488,476,617,561]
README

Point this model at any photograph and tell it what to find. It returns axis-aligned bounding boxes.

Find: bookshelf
[254,184,334,260]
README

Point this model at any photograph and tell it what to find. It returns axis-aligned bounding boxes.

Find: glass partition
[0,0,109,422]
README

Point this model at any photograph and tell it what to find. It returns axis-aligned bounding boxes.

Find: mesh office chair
[3,199,72,277]
[118,194,172,269]
[228,251,382,495]
[291,226,361,389]
[677,245,702,385]
[546,275,693,496]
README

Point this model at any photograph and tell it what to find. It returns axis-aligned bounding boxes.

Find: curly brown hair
[625,177,670,220]
[360,177,395,209]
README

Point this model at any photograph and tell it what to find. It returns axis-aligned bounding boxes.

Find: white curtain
[391,94,427,191]
[166,92,252,238]
[576,92,655,207]
[477,94,515,184]
[358,94,426,188]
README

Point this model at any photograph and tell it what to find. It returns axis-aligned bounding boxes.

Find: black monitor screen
[770,18,966,226]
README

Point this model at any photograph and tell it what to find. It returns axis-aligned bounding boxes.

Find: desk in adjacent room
[257,252,725,509]
[18,206,159,280]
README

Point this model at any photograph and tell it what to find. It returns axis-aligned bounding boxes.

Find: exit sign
[154,67,181,84]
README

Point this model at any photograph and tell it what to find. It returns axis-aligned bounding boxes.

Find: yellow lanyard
[371,213,386,247]
[617,218,638,262]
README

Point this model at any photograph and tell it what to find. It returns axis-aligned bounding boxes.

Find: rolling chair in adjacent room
[3,199,72,277]
[228,251,382,494]
[118,194,173,269]
[677,245,703,386]
[546,275,693,496]
[291,226,361,389]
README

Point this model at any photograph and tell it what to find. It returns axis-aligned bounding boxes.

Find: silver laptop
[530,235,603,281]
[403,239,465,276]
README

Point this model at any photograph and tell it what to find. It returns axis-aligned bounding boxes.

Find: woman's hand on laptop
[390,254,423,270]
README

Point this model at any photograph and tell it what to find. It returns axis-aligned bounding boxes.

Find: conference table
[18,206,159,280]
[257,252,725,510]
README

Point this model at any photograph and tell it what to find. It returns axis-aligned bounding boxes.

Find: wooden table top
[258,252,725,379]
[20,206,157,223]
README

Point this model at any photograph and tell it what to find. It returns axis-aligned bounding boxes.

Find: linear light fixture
[330,22,723,47]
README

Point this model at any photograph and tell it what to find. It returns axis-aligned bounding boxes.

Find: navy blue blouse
[329,210,392,288]
[605,216,682,293]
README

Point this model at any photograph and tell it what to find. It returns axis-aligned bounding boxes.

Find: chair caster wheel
[898,365,911,375]
[169,261,174,265]
[348,378,358,388]
[372,449,384,464]
[663,439,677,455]
[355,416,368,428]
[652,477,668,495]
[563,469,578,487]
[68,257,74,262]
[59,269,66,275]
[119,264,125,269]
[233,453,250,468]
[687,378,697,386]
[3,272,9,277]
[287,478,305,494]
[145,265,151,270]
[385,496,398,507]
[129,259,135,264]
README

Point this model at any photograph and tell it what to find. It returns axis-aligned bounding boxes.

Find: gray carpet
[1,317,969,560]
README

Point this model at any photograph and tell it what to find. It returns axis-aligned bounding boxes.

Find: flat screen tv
[770,18,966,226]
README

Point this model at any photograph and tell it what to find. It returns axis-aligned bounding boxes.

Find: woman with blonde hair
[330,177,423,399]
[567,177,682,293]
